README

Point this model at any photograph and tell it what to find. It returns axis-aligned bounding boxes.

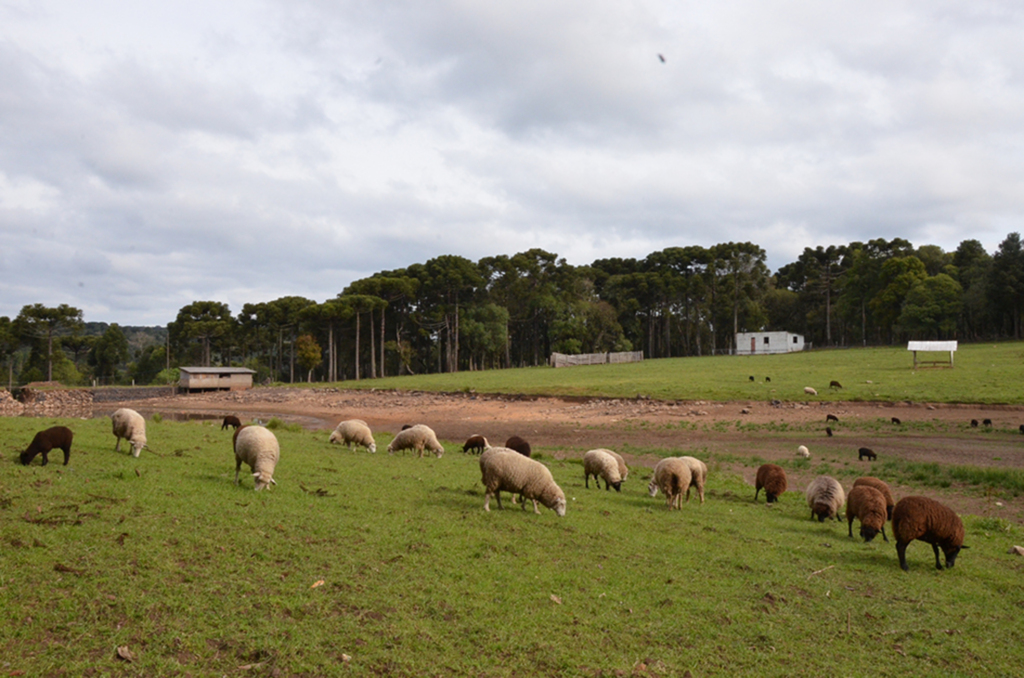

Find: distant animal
[825,427,833,437]
[891,417,901,425]
[221,415,241,431]
[983,418,992,427]
[658,53,666,63]
[111,408,147,458]
[504,435,532,458]
[765,377,770,382]
[749,375,754,382]
[826,414,839,423]
[804,386,818,396]
[1019,424,1024,435]
[388,424,444,458]
[462,434,489,455]
[829,380,843,390]
[892,496,965,571]
[796,445,810,459]
[20,426,74,466]
[329,420,377,453]
[858,447,877,461]
[970,419,978,428]
[583,449,623,492]
[401,424,413,431]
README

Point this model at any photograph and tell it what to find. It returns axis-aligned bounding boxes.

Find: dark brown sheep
[400,424,413,431]
[504,435,532,458]
[983,418,992,427]
[846,485,889,542]
[826,414,839,423]
[829,380,843,389]
[825,426,833,437]
[462,434,489,454]
[221,415,242,430]
[754,464,787,504]
[858,447,877,461]
[970,419,978,427]
[891,417,901,425]
[20,426,73,466]
[853,476,895,520]
[232,424,248,451]
[1019,424,1024,435]
[892,496,965,571]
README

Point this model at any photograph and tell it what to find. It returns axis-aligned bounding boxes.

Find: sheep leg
[881,526,888,543]
[484,492,492,512]
[235,458,242,485]
[754,488,760,501]
[698,486,705,504]
[114,437,121,453]
[848,518,854,538]
[585,474,590,489]
[61,445,71,466]
[932,543,943,570]
[532,499,540,515]
[897,542,910,571]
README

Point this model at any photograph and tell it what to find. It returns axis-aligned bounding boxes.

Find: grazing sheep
[970,419,978,427]
[599,448,629,481]
[504,435,532,458]
[754,464,787,504]
[480,448,566,516]
[846,485,889,542]
[221,415,241,431]
[825,427,833,437]
[892,496,965,571]
[749,375,754,382]
[20,426,73,466]
[583,449,622,491]
[797,445,810,459]
[830,380,843,389]
[329,419,377,453]
[826,414,839,423]
[648,457,692,510]
[234,425,279,491]
[806,475,845,522]
[462,434,489,454]
[680,455,708,503]
[853,476,896,520]
[858,447,877,461]
[891,417,902,425]
[983,418,993,427]
[387,424,444,458]
[111,408,147,458]
[1020,424,1024,435]
[765,376,771,382]
[804,386,818,396]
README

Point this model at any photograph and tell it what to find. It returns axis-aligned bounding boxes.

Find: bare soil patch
[114,387,1024,523]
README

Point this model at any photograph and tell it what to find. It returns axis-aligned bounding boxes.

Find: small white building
[735,332,805,355]
[179,367,256,393]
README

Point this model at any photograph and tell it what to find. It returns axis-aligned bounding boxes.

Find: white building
[735,332,805,355]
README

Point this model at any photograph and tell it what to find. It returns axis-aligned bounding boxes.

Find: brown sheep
[830,380,843,389]
[892,496,965,571]
[504,435,532,458]
[846,485,889,542]
[891,417,901,425]
[221,415,242,430]
[462,435,489,454]
[754,464,787,504]
[853,476,895,519]
[825,426,833,437]
[826,414,839,423]
[858,447,877,461]
[20,426,74,466]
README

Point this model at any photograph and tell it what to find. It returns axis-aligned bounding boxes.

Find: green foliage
[88,323,130,382]
[152,367,180,385]
[1,417,1022,676]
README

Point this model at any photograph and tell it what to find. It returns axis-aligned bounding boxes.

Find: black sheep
[829,380,843,389]
[858,447,877,461]
[749,375,755,382]
[891,417,901,425]
[825,426,833,437]
[826,414,839,423]
[970,419,979,428]
[20,426,74,466]
[983,418,992,427]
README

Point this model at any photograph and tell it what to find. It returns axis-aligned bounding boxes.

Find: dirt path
[115,387,1024,523]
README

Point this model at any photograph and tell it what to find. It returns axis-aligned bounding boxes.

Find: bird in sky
[658,54,666,63]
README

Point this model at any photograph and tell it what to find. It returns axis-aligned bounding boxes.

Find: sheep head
[253,471,277,491]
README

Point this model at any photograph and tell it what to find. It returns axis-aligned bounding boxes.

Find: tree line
[2,233,1023,388]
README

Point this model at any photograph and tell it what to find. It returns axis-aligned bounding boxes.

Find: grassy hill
[2,416,1022,676]
[329,342,1024,404]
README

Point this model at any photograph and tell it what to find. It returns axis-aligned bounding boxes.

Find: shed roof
[906,341,957,352]
[179,367,256,375]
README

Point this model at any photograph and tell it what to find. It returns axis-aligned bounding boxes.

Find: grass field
[326,342,1024,404]
[2,416,1023,676]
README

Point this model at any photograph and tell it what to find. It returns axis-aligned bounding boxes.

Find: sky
[2,1,1024,326]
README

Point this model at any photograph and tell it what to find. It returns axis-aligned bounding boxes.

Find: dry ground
[116,387,1024,523]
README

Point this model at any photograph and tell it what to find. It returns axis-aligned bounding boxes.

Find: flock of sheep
[16,406,966,572]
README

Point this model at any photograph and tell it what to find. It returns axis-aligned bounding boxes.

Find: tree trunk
[369,309,377,379]
[380,311,385,378]
[355,313,361,381]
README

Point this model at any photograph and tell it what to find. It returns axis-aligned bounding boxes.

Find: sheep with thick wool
[111,408,147,458]
[648,457,692,510]
[853,476,896,520]
[20,426,74,466]
[754,464,787,504]
[504,435,532,457]
[583,449,622,491]
[797,445,810,459]
[892,496,965,571]
[234,425,280,491]
[846,485,889,542]
[679,456,708,503]
[606,449,629,481]
[806,475,845,522]
[480,447,566,516]
[329,419,377,453]
[387,424,444,458]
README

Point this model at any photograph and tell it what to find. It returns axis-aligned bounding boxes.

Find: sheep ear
[270,478,277,485]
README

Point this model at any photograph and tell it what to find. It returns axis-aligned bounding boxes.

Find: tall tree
[989,232,1024,338]
[89,323,130,383]
[169,301,234,367]
[0,316,18,389]
[295,334,323,382]
[14,303,84,381]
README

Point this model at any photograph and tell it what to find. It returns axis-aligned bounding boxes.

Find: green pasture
[328,342,1024,404]
[2,417,1023,676]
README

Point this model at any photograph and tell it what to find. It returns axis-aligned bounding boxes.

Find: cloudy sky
[2,1,1023,325]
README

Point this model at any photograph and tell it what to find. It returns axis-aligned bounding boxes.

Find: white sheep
[583,449,623,491]
[329,419,376,453]
[797,445,810,459]
[480,448,566,516]
[387,424,444,458]
[806,475,845,522]
[234,425,280,491]
[605,449,629,481]
[111,408,147,458]
[647,457,693,510]
[804,386,818,396]
[679,455,708,504]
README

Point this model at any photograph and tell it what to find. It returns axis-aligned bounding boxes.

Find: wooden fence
[549,351,644,368]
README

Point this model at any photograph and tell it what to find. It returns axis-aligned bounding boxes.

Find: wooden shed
[179,367,256,393]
